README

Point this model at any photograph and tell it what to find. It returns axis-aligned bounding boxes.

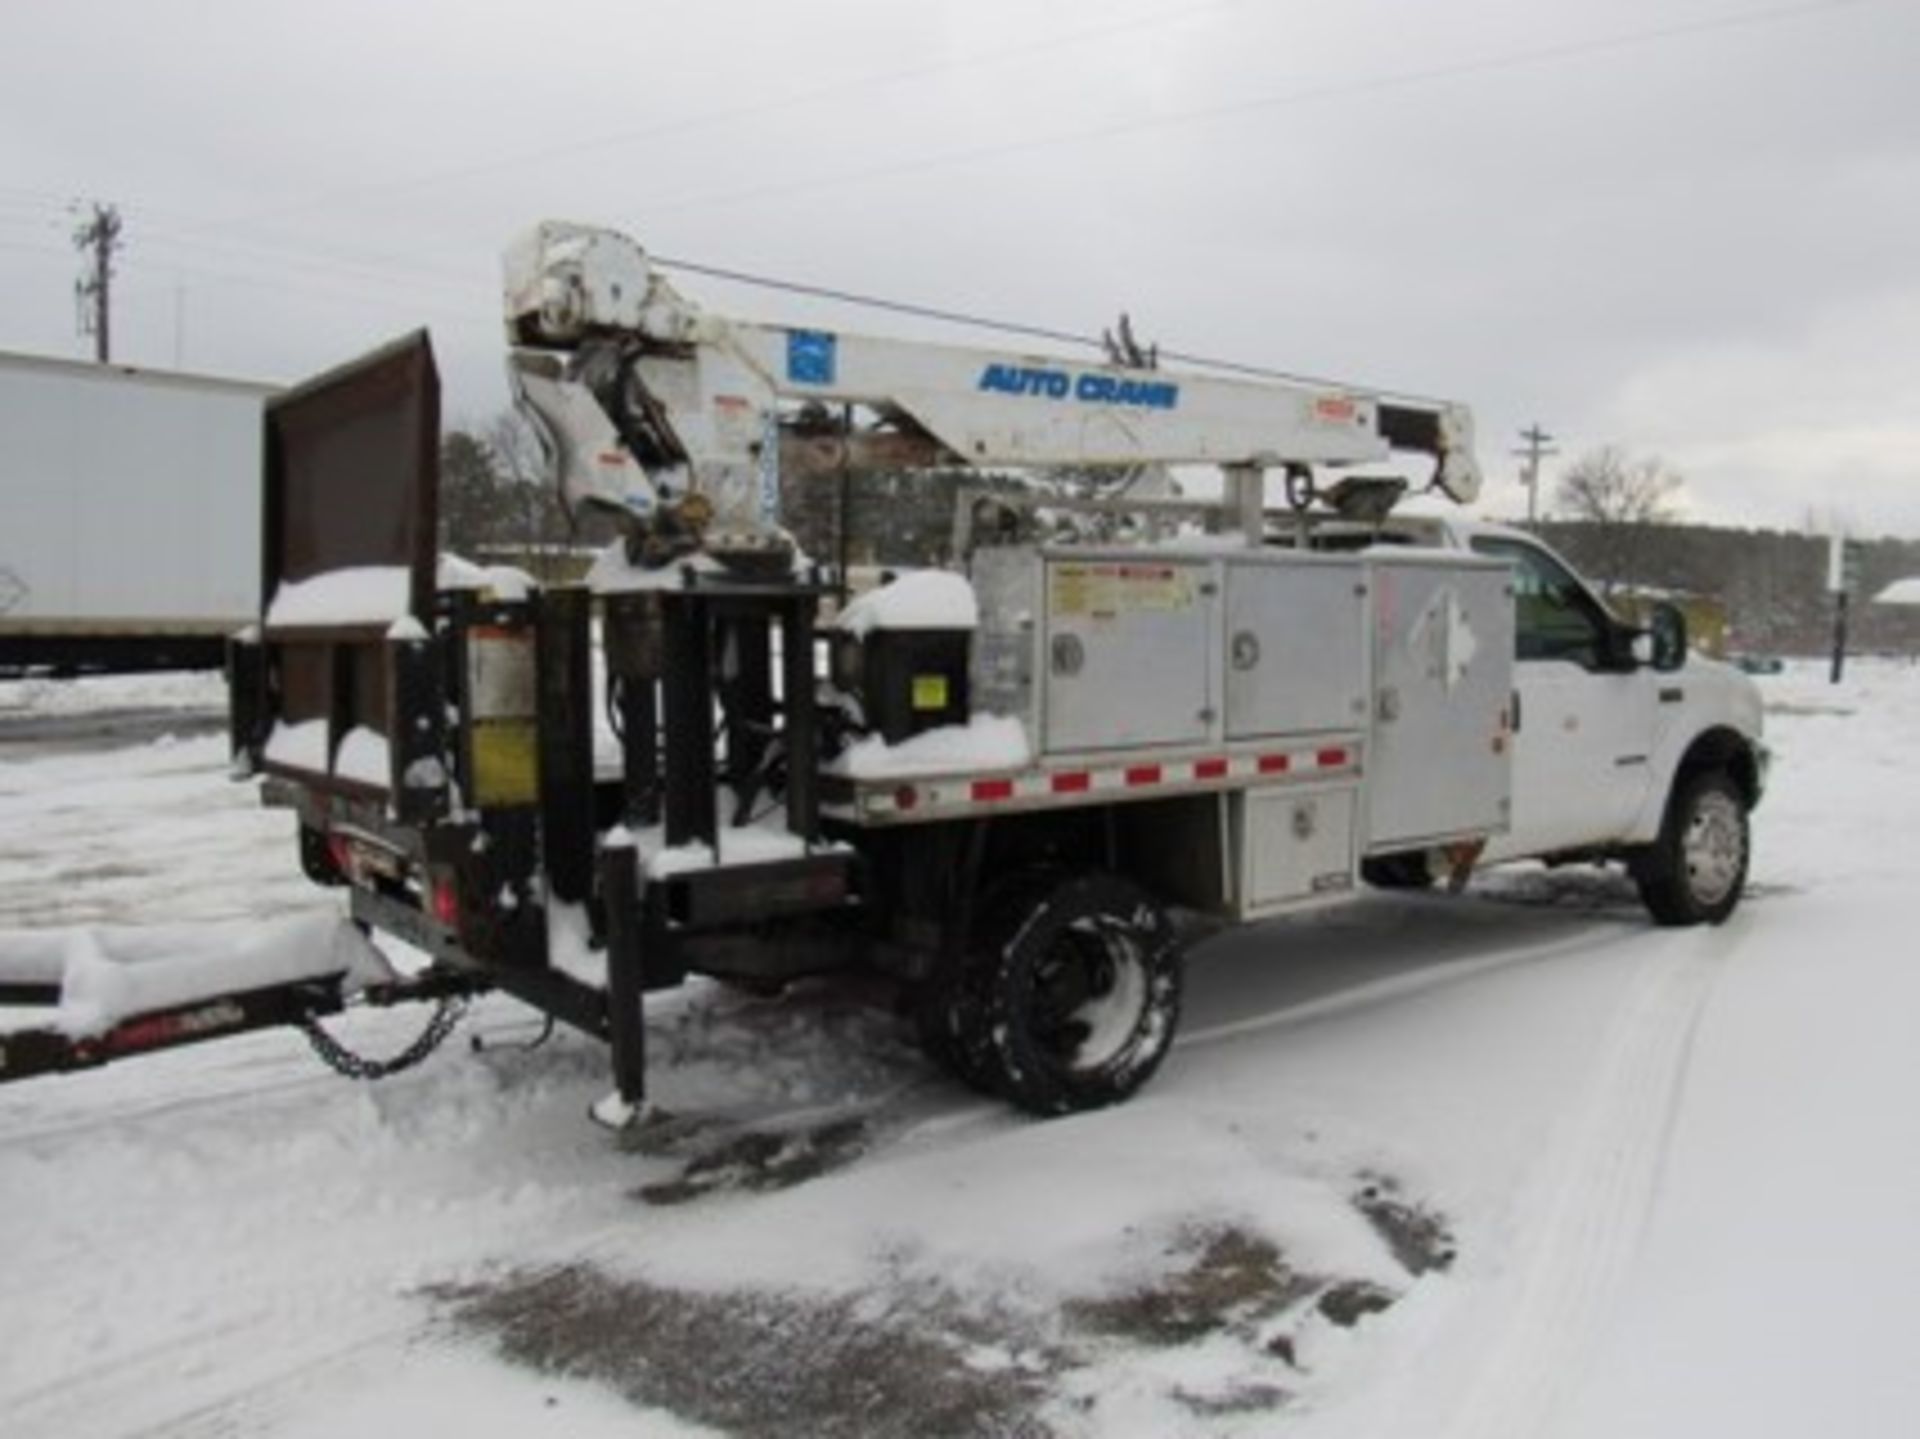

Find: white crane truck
[0,223,1765,1125]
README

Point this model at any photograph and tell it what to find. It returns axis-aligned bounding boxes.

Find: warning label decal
[1051,563,1194,620]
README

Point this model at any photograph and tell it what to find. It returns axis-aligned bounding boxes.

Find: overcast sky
[4,0,1917,536]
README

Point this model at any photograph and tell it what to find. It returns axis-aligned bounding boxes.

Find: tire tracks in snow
[8,1316,428,1439]
[1423,936,1727,1439]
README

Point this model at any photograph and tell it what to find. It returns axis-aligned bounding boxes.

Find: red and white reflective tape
[857,741,1360,820]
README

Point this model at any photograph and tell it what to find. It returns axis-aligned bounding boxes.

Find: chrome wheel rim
[1683,791,1745,908]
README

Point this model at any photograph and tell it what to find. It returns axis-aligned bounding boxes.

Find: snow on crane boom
[502,221,1481,568]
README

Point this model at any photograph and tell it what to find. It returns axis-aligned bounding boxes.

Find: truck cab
[1312,513,1766,915]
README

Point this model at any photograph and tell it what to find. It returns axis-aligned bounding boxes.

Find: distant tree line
[1524,444,1919,656]
[1535,519,1920,657]
[442,416,1920,657]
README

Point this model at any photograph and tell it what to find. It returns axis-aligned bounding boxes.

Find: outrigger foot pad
[589,1089,662,1133]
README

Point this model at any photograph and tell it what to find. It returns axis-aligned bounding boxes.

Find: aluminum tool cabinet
[1364,551,1514,851]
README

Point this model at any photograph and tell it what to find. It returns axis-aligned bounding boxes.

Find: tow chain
[298,997,469,1081]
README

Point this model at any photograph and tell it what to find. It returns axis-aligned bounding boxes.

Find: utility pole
[1514,423,1557,526]
[72,202,123,363]
[1827,533,1862,685]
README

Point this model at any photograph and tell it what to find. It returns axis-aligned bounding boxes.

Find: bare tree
[482,410,565,548]
[1553,446,1684,593]
[469,410,622,571]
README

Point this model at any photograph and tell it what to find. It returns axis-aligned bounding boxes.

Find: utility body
[0,225,1765,1122]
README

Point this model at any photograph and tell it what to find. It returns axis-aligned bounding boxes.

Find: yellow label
[1052,562,1190,619]
[911,674,950,711]
[1052,563,1116,619]
[471,720,540,808]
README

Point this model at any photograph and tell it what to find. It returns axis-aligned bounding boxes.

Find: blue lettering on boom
[977,362,1178,411]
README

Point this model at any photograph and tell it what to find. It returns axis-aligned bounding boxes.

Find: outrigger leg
[591,835,653,1130]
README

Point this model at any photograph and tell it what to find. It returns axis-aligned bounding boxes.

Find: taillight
[328,834,353,877]
[429,874,460,929]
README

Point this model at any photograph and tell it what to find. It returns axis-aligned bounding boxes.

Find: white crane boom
[502,221,1481,566]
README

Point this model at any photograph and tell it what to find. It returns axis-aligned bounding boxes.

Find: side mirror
[1638,602,1688,672]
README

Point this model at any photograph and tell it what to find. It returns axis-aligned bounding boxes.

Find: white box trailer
[0,350,276,675]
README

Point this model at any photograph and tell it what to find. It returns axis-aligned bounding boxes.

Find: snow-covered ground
[1,660,1915,1436]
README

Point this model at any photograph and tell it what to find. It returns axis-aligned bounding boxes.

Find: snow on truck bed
[263,555,534,628]
[3,660,1920,1438]
[833,568,978,636]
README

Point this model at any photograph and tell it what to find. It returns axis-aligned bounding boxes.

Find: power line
[633,0,1873,225]
[654,255,1106,353]
[652,253,1446,402]
[149,0,1263,242]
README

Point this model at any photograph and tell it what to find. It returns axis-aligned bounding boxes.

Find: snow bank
[0,916,394,1038]
[828,713,1030,779]
[835,569,978,637]
[0,669,228,718]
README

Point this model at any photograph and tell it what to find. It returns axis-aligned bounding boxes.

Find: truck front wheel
[979,871,1183,1116]
[1632,769,1750,926]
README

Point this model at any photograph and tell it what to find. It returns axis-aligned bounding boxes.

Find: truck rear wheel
[911,955,1001,1097]
[978,871,1183,1117]
[1633,769,1750,926]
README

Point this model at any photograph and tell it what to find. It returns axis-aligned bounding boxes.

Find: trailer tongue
[0,916,418,1083]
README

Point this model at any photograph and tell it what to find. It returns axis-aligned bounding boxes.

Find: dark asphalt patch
[433,1264,1060,1439]
[1065,1225,1314,1348]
